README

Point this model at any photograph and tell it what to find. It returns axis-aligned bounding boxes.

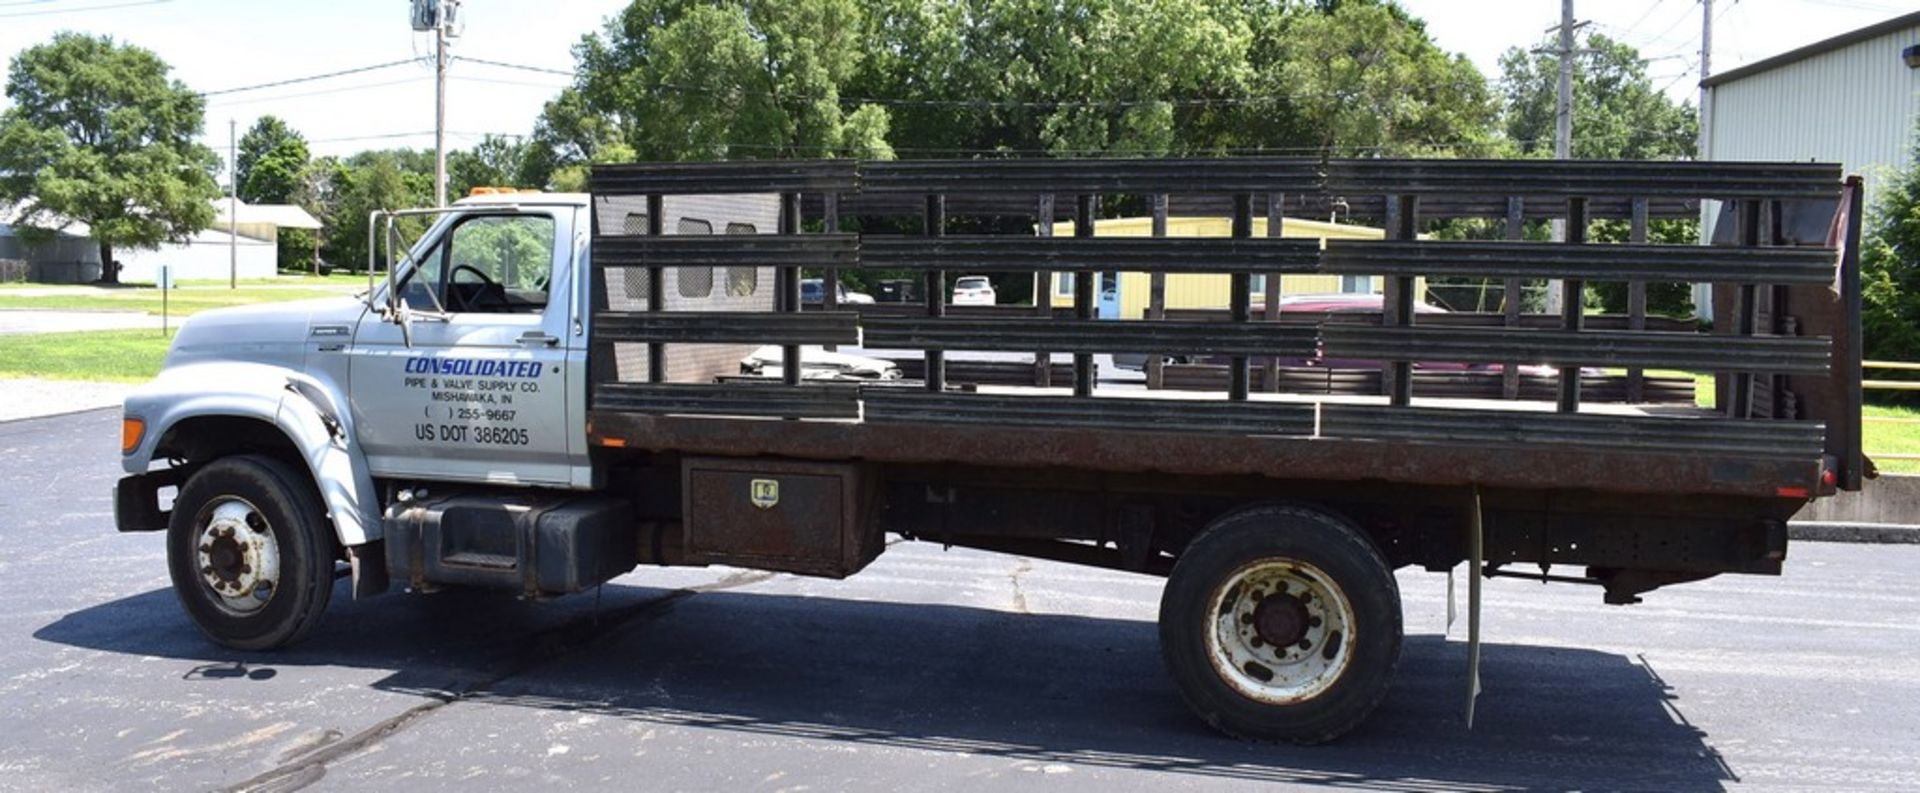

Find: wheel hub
[1206,559,1357,705]
[194,498,280,615]
[1252,592,1310,649]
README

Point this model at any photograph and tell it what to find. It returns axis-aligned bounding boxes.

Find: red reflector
[1776,486,1811,499]
[1822,469,1838,487]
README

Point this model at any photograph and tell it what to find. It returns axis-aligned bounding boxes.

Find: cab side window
[441,214,556,314]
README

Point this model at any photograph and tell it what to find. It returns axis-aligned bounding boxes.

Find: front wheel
[167,455,337,651]
[1159,504,1402,744]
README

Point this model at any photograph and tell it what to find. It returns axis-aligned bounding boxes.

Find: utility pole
[229,118,238,290]
[1543,0,1588,311]
[408,0,459,205]
[1699,0,1714,161]
[1555,0,1576,164]
[433,2,452,207]
[1694,0,1718,319]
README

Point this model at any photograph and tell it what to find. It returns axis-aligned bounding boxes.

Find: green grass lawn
[1,272,367,289]
[0,286,350,317]
[0,329,172,382]
[164,272,370,288]
[1863,403,1920,474]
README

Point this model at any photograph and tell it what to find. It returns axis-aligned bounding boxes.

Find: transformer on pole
[412,0,461,207]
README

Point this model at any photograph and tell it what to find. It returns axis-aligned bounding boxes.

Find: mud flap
[348,542,389,599]
[1466,485,1484,728]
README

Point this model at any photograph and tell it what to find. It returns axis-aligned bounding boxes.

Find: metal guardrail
[1863,360,1920,461]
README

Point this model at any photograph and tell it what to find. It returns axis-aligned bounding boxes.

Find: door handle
[517,331,560,348]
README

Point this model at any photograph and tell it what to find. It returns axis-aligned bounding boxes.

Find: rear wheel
[1159,504,1401,743]
[167,455,336,651]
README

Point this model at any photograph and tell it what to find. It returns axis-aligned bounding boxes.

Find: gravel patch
[0,378,130,422]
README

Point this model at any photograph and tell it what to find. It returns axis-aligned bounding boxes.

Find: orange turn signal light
[121,417,145,455]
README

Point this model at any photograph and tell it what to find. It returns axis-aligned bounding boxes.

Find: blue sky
[0,0,1909,170]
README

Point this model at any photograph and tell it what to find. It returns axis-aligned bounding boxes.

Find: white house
[0,199,320,284]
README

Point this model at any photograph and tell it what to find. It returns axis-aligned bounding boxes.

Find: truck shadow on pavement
[36,580,1735,791]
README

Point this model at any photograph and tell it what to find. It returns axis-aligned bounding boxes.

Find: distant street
[0,309,156,335]
[2,408,1917,792]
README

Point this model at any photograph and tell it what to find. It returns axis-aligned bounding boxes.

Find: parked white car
[951,275,995,306]
[740,345,901,380]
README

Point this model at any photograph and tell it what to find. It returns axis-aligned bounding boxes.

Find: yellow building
[1044,216,1393,320]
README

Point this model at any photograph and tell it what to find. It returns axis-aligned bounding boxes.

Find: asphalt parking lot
[2,408,1917,792]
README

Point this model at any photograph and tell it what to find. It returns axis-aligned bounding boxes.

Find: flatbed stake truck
[113,158,1864,743]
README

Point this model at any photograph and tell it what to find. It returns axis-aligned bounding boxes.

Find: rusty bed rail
[584,158,1862,484]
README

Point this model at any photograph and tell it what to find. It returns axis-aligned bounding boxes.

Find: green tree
[236,115,309,203]
[543,0,1496,163]
[321,151,433,274]
[1862,128,1920,364]
[1498,32,1696,160]
[572,0,893,161]
[1268,1,1500,157]
[0,33,220,283]
[521,88,625,188]
[449,134,534,196]
[853,0,1279,157]
[1500,32,1701,317]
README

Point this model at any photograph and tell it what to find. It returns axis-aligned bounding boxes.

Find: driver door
[348,210,577,486]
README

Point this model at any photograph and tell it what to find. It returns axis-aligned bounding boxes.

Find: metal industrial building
[1703,10,1920,192]
[0,200,318,284]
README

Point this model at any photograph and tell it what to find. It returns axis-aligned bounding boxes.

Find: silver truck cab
[111,189,775,650]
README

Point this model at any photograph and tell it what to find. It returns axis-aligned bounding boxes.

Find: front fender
[121,362,382,546]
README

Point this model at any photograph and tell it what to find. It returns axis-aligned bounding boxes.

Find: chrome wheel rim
[193,497,280,616]
[1204,558,1356,704]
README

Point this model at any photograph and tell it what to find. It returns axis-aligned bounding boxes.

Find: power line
[454,55,575,77]
[0,0,168,17]
[1640,0,1701,47]
[199,58,427,97]
[307,130,512,145]
[451,75,572,90]
[1621,0,1671,36]
[204,76,432,109]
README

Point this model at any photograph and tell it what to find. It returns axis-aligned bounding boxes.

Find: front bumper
[114,470,182,533]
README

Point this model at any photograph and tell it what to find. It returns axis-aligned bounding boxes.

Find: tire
[167,455,337,651]
[1158,504,1401,744]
